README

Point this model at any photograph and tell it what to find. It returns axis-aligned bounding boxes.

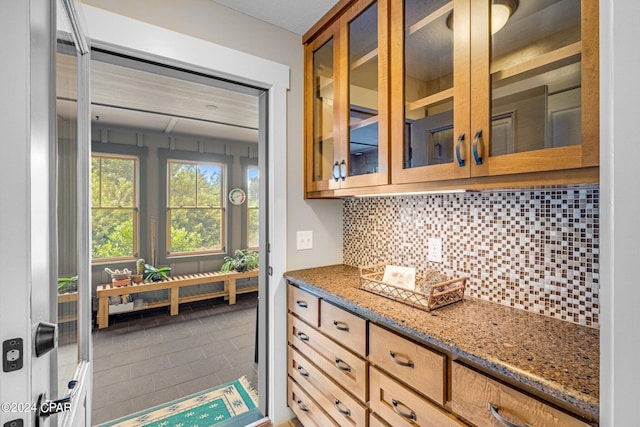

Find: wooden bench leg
[170,287,179,315]
[98,296,109,329]
[228,278,237,305]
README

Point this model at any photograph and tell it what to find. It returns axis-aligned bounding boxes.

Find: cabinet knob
[488,403,532,427]
[455,133,465,167]
[389,350,414,368]
[332,161,340,182]
[392,398,417,421]
[473,130,483,165]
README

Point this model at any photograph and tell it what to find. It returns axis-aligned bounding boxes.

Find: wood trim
[581,0,600,167]
[303,0,355,44]
[306,166,599,198]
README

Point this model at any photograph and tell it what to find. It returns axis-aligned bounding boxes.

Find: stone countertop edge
[283,265,599,423]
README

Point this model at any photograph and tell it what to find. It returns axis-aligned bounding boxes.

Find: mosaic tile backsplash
[343,186,599,328]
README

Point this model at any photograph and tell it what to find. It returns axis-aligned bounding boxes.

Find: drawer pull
[297,332,310,342]
[333,320,350,331]
[389,351,414,368]
[488,403,532,427]
[296,399,309,413]
[334,357,352,372]
[334,399,351,416]
[297,365,310,377]
[391,398,416,421]
[296,300,308,308]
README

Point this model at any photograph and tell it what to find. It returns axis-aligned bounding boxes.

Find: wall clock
[228,187,246,205]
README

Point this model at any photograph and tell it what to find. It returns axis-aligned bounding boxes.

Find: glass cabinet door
[305,27,339,192]
[341,0,389,188]
[471,0,598,177]
[391,0,471,184]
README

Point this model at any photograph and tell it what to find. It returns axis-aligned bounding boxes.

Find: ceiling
[59,1,339,144]
[209,0,339,36]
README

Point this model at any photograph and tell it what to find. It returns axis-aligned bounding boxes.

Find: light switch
[296,230,313,250]
[428,238,443,263]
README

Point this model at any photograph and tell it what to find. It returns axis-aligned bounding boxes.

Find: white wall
[79,0,344,270]
[599,0,640,425]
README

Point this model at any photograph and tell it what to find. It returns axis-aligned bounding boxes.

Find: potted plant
[57,276,78,294]
[132,259,145,283]
[143,264,171,282]
[221,249,258,273]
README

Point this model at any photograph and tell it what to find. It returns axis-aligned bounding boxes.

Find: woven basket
[359,263,466,312]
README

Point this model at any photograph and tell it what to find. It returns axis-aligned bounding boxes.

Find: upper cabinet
[305,0,390,193]
[304,0,598,197]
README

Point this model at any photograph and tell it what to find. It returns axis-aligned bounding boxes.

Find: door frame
[79,4,291,423]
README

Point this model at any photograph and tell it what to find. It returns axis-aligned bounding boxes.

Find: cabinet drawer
[289,313,368,402]
[369,323,446,405]
[370,412,391,427]
[320,300,367,356]
[370,367,466,427]
[288,284,320,327]
[288,377,339,427]
[451,362,591,427]
[288,346,368,427]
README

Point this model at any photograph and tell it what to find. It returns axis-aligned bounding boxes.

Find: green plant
[221,249,258,273]
[136,259,145,276]
[143,264,171,282]
[57,276,78,293]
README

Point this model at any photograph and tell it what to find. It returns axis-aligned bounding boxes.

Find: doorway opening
[57,48,268,424]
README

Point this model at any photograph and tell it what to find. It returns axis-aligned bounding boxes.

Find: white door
[0,1,92,426]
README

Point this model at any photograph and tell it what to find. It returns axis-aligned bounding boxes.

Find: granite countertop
[284,264,599,422]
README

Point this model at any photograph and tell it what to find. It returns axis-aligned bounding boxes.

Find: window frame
[90,148,144,264]
[243,159,259,250]
[159,149,233,262]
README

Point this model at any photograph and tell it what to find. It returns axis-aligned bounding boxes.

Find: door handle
[34,322,57,357]
[35,381,77,426]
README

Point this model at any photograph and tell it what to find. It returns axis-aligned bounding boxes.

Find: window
[167,160,225,255]
[91,154,139,261]
[247,165,259,249]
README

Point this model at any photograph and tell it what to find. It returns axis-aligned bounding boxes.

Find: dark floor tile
[92,399,133,425]
[167,347,207,368]
[128,354,171,379]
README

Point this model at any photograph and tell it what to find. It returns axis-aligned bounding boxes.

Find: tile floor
[90,293,259,425]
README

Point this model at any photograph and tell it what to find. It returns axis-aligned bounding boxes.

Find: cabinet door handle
[332,161,340,182]
[297,331,310,342]
[334,357,351,372]
[391,398,416,421]
[296,399,309,413]
[295,300,308,309]
[339,160,347,181]
[472,130,483,165]
[488,403,532,427]
[389,351,414,368]
[297,365,310,377]
[455,133,465,167]
[334,399,351,416]
[333,320,349,331]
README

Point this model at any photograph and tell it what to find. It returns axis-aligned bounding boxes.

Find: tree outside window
[247,166,259,249]
[91,154,139,261]
[168,160,225,255]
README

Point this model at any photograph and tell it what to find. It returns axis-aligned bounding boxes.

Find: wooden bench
[96,269,258,329]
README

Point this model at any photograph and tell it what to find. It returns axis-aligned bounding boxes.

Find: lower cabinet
[286,283,596,427]
[451,362,592,427]
[370,367,465,427]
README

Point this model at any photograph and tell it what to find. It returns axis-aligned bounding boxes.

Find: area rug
[97,376,261,427]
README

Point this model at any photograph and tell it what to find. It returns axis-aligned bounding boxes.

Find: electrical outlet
[296,230,313,250]
[428,237,443,263]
